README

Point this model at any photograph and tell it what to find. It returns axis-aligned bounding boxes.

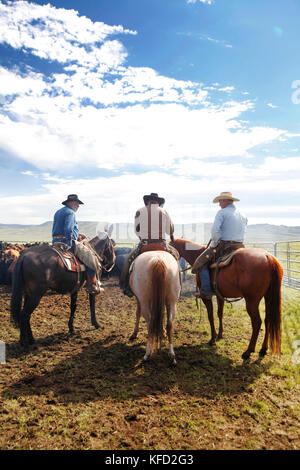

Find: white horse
[129,250,181,366]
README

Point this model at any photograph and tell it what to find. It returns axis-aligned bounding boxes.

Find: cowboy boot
[120,270,134,297]
[119,250,139,297]
[86,275,104,295]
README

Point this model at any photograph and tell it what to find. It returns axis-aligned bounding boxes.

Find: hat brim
[213,196,239,203]
[143,196,165,206]
[62,199,84,205]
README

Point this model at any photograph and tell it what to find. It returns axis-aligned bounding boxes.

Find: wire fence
[247,240,300,291]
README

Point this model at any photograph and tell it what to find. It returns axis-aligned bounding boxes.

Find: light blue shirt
[211,204,247,247]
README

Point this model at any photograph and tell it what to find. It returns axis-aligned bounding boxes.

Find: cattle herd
[0,241,49,285]
[0,242,186,286]
[0,242,134,286]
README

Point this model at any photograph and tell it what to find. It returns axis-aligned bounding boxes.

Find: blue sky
[0,0,299,229]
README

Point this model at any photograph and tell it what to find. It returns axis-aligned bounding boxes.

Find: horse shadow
[5,334,273,404]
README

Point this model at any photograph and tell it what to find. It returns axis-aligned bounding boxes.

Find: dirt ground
[0,276,299,450]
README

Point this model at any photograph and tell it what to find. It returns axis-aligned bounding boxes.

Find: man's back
[211,203,247,246]
[135,204,173,241]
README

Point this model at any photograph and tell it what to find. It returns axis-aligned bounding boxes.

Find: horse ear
[108,224,113,237]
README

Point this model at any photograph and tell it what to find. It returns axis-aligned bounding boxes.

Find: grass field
[0,278,299,450]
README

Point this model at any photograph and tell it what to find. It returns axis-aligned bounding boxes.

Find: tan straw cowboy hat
[213,191,240,203]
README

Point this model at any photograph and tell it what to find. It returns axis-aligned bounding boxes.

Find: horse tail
[267,256,283,355]
[149,258,167,354]
[10,255,24,328]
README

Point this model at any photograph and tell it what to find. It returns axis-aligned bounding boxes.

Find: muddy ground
[0,276,299,450]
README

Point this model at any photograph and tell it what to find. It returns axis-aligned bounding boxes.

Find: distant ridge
[0,221,299,243]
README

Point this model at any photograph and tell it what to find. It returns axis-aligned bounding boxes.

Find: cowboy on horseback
[120,192,179,297]
[192,191,248,299]
[52,194,102,294]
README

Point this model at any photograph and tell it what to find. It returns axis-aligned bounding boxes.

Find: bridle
[101,237,116,273]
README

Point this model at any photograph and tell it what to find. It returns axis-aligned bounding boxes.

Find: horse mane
[172,238,206,265]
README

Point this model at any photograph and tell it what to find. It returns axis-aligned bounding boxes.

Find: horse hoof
[208,340,216,347]
[170,357,177,367]
[259,348,267,357]
[129,334,137,342]
[93,323,100,330]
[242,351,251,360]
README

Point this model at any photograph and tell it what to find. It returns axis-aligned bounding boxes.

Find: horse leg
[259,293,271,357]
[19,295,41,348]
[217,297,225,340]
[202,298,217,345]
[68,292,78,335]
[129,299,141,341]
[143,340,152,362]
[242,298,262,360]
[166,303,176,366]
[89,294,99,329]
[142,308,152,362]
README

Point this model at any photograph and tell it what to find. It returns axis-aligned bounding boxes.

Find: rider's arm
[63,210,76,247]
[211,210,224,247]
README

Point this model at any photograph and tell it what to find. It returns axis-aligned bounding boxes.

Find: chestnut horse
[11,233,115,348]
[129,250,181,366]
[170,238,283,360]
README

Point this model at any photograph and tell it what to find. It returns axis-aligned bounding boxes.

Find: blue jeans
[199,267,213,294]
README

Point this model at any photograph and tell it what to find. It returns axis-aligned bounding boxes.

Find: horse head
[90,232,116,273]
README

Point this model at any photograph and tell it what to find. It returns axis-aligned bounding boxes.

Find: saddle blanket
[51,244,86,272]
[63,257,86,272]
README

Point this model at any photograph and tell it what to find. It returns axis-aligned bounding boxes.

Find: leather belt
[142,239,166,244]
[53,235,66,239]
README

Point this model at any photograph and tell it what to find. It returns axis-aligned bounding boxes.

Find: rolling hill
[0,221,299,244]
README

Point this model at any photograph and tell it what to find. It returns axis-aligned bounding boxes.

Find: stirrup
[195,291,213,300]
[86,280,104,295]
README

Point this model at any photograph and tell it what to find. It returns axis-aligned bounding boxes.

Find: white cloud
[0,0,136,68]
[187,0,213,4]
[177,32,232,48]
[0,170,299,227]
[0,0,298,228]
[0,1,285,174]
[0,98,285,171]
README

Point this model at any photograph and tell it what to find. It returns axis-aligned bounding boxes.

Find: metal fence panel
[248,240,300,291]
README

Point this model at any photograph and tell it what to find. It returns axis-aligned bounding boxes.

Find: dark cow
[109,246,132,278]
[0,245,24,284]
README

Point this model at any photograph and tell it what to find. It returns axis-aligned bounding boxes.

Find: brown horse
[170,238,283,360]
[10,233,115,348]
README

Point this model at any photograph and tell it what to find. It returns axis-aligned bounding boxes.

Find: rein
[180,264,191,273]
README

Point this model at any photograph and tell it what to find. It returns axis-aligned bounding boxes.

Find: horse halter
[101,237,116,273]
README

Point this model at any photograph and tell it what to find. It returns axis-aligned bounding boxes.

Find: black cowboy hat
[143,192,165,206]
[62,194,84,205]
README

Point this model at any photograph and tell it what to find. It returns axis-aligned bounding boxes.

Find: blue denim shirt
[211,204,247,247]
[52,206,79,247]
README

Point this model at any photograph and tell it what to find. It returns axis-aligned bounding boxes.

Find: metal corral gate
[248,240,300,291]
